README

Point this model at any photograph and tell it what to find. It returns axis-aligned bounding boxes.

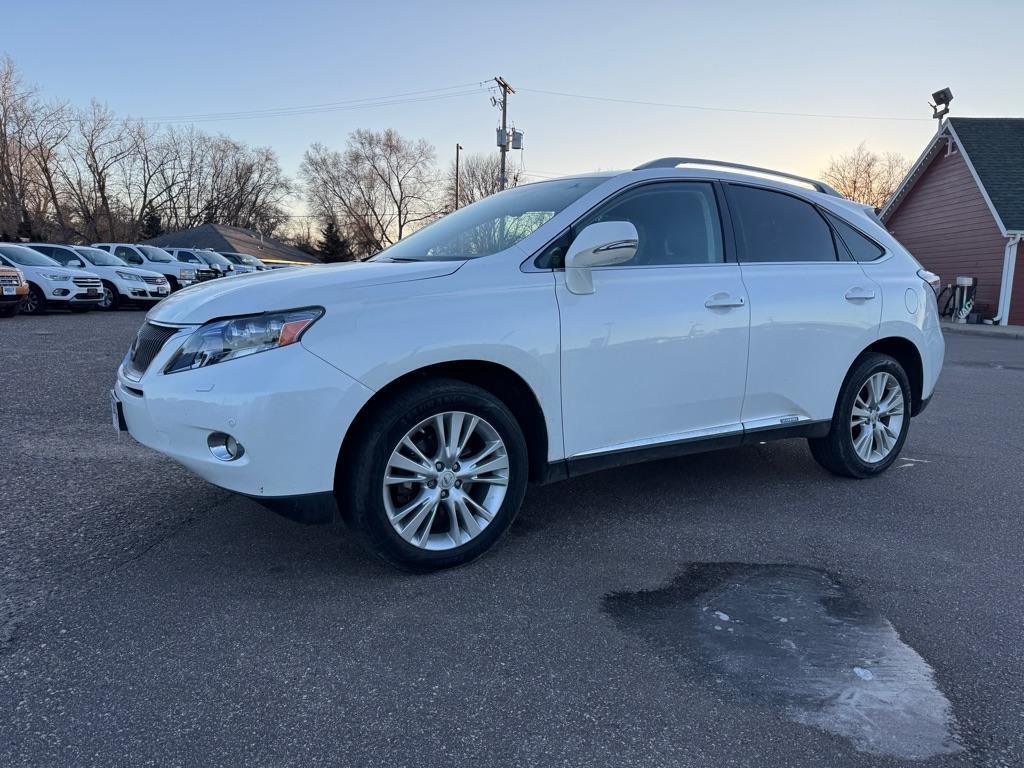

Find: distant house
[144,223,320,266]
[881,118,1024,325]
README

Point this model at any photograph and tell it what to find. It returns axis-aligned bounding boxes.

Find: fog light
[208,432,244,461]
[53,288,70,297]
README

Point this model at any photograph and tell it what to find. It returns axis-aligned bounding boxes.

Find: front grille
[0,274,20,287]
[195,269,218,282]
[126,323,180,378]
[72,276,102,289]
[141,275,166,285]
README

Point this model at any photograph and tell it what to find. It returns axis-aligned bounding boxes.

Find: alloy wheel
[850,372,904,463]
[383,411,510,550]
[99,286,114,310]
[21,288,40,314]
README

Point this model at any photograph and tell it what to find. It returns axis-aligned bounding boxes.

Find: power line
[140,82,488,123]
[517,87,930,123]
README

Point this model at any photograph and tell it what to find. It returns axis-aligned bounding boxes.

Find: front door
[556,181,750,459]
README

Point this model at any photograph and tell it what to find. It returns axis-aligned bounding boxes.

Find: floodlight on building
[930,87,953,121]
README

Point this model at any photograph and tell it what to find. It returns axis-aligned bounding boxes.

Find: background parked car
[0,263,28,317]
[27,244,170,310]
[0,244,103,314]
[163,248,235,278]
[218,252,267,273]
[91,243,198,291]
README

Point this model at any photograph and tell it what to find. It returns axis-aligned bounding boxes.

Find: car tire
[99,281,120,310]
[808,352,911,479]
[0,303,19,317]
[340,378,529,572]
[166,276,180,291]
[21,284,45,315]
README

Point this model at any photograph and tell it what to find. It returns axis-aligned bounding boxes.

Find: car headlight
[164,307,324,374]
[180,268,196,280]
[116,271,144,282]
[41,272,71,281]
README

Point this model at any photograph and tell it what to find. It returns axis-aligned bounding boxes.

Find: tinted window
[175,250,202,264]
[825,212,885,262]
[574,182,724,267]
[28,245,55,257]
[729,185,837,263]
[114,245,143,264]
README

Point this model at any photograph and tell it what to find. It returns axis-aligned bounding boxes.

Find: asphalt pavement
[1,310,1022,767]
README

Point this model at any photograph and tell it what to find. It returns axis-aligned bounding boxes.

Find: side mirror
[564,221,639,295]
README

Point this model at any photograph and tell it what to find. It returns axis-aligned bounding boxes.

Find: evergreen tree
[140,209,164,240]
[318,221,354,263]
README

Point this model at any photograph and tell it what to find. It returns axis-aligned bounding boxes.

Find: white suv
[26,244,169,310]
[92,244,197,290]
[112,159,945,571]
[0,243,104,313]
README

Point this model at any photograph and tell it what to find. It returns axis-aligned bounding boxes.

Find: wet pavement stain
[603,563,963,760]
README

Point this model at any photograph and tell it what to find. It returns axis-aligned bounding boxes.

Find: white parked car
[112,159,945,571]
[26,244,169,310]
[218,252,267,273]
[0,243,103,314]
[92,243,199,291]
[163,248,235,278]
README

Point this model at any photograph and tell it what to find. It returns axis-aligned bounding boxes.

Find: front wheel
[341,379,528,571]
[809,353,911,478]
[20,284,45,315]
[98,281,119,310]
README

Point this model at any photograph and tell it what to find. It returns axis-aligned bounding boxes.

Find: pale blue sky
[7,0,1023,189]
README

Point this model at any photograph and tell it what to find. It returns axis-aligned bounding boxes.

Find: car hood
[31,265,98,279]
[148,259,465,324]
[110,265,165,279]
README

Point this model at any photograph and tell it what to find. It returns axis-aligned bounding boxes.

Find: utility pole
[494,76,515,190]
[454,143,463,210]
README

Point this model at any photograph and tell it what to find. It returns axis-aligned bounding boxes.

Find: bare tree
[444,151,520,211]
[301,129,440,257]
[821,142,910,209]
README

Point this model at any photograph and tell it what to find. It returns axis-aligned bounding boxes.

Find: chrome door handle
[704,293,746,309]
[845,287,876,301]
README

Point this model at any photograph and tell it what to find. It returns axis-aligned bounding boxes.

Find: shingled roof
[881,117,1024,234]
[144,223,320,264]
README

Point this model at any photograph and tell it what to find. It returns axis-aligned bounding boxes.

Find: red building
[881,118,1024,325]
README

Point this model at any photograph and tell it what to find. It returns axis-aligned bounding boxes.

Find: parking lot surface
[1,310,1022,767]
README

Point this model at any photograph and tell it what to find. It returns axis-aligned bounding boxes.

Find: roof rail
[633,157,842,197]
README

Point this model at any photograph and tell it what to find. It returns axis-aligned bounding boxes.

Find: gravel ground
[1,310,1022,767]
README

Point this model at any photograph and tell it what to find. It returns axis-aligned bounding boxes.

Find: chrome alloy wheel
[21,288,40,314]
[383,411,510,550]
[99,285,114,310]
[850,372,905,463]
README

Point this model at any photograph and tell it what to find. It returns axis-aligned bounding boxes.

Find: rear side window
[175,250,202,263]
[729,184,837,263]
[825,212,885,262]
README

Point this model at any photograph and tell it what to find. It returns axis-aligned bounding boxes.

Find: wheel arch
[854,336,925,416]
[336,360,550,485]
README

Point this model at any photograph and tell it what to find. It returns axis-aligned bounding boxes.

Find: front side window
[114,246,143,265]
[729,184,837,263]
[573,181,724,267]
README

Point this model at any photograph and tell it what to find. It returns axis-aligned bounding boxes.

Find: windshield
[74,246,126,267]
[137,245,174,263]
[199,251,232,267]
[0,244,62,267]
[371,177,608,262]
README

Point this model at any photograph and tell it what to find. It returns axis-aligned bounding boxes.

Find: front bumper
[114,337,375,498]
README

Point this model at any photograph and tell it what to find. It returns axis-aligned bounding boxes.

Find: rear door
[726,183,881,428]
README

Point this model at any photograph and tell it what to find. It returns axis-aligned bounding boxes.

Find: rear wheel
[21,284,45,315]
[809,353,911,478]
[341,379,528,571]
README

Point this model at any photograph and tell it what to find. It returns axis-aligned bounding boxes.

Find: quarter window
[825,212,885,262]
[729,185,838,263]
[573,182,724,267]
